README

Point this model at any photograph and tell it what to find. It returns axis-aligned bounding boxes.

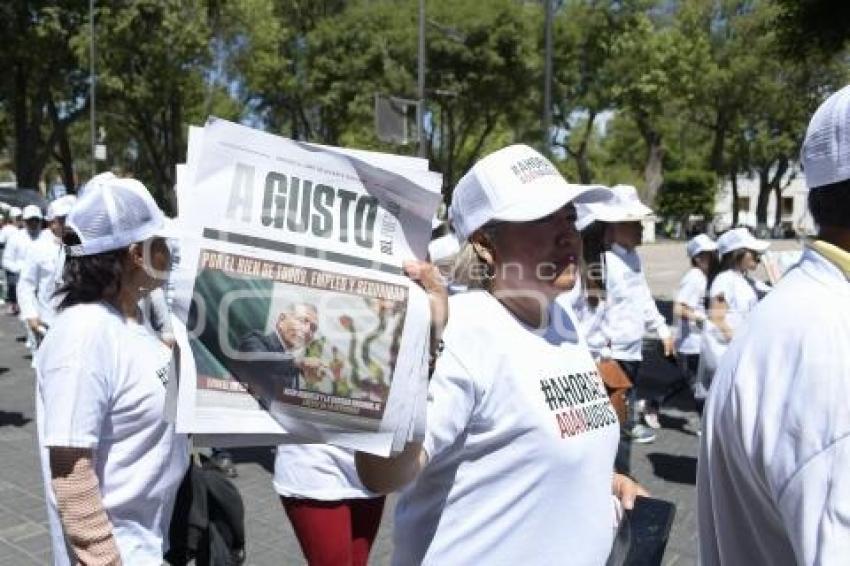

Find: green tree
[0,2,90,191]
[73,0,241,209]
[657,168,717,222]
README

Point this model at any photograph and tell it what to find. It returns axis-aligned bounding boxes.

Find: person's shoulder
[709,270,734,292]
[42,303,120,355]
[446,291,509,330]
[238,328,274,349]
[55,302,118,328]
[683,267,705,285]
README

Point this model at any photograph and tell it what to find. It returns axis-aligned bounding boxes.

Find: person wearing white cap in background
[357,145,646,566]
[17,196,77,358]
[0,206,24,308]
[575,185,673,449]
[35,174,189,566]
[696,226,770,396]
[3,205,44,316]
[698,85,850,566]
[668,234,719,421]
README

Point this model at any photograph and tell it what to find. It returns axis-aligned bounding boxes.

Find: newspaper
[170,118,441,456]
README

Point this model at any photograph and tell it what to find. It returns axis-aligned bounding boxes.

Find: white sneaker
[625,424,656,444]
[643,409,661,430]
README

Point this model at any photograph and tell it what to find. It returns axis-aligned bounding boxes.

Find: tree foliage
[0,0,847,226]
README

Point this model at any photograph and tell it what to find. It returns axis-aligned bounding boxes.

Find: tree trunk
[47,94,77,193]
[644,139,664,205]
[755,168,771,234]
[730,169,740,227]
[13,64,40,188]
[773,184,783,233]
[636,113,664,205]
[563,111,597,184]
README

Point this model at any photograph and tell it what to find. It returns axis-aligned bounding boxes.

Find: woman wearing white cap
[575,185,674,447]
[670,234,718,417]
[17,196,77,354]
[2,204,43,316]
[35,175,189,565]
[356,145,646,565]
[0,206,23,312]
[698,227,770,391]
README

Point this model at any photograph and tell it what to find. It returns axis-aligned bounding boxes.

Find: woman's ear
[470,230,495,267]
[126,242,145,269]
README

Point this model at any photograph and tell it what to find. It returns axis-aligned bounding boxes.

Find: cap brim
[592,202,654,223]
[491,184,611,224]
[152,218,186,240]
[748,239,770,253]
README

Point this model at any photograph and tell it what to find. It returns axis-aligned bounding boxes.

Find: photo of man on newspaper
[189,250,408,427]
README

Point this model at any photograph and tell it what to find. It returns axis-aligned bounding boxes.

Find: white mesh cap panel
[66,174,167,256]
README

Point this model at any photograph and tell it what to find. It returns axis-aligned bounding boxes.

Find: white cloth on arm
[698,247,850,566]
[674,267,707,355]
[393,291,620,566]
[596,244,671,361]
[36,302,189,566]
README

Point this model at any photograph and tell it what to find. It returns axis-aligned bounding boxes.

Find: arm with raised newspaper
[169,118,442,456]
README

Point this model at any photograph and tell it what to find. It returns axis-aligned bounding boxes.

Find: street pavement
[0,239,802,565]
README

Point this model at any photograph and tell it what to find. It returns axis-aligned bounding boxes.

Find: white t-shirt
[674,267,707,355]
[2,227,40,273]
[698,246,850,565]
[36,302,189,566]
[273,445,375,500]
[17,234,62,325]
[0,223,18,246]
[700,269,761,374]
[594,244,671,361]
[393,291,620,566]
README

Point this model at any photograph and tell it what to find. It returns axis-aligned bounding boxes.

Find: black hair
[719,248,753,273]
[55,228,128,311]
[809,180,850,229]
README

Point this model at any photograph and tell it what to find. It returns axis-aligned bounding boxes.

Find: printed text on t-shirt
[539,370,618,438]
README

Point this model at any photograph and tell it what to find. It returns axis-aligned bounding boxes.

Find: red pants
[281,496,386,566]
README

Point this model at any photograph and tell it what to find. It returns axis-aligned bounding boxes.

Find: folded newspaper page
[170,118,440,456]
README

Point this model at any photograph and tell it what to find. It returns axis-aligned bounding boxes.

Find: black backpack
[167,454,247,566]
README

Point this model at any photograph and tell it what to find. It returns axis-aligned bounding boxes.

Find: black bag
[167,454,247,566]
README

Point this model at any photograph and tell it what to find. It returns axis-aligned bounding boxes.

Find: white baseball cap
[686,234,718,258]
[428,233,461,262]
[801,84,850,190]
[716,227,769,257]
[576,184,654,229]
[9,206,22,219]
[22,204,43,220]
[449,144,610,240]
[66,172,179,256]
[46,195,77,221]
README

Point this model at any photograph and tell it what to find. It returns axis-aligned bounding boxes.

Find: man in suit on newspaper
[232,302,323,408]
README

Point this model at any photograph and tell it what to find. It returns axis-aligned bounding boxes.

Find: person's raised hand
[403,260,449,352]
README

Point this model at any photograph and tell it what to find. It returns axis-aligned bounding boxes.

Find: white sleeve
[675,271,704,309]
[422,347,478,461]
[777,438,850,565]
[2,233,18,271]
[17,252,39,320]
[709,274,730,300]
[40,331,112,449]
[639,273,671,339]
